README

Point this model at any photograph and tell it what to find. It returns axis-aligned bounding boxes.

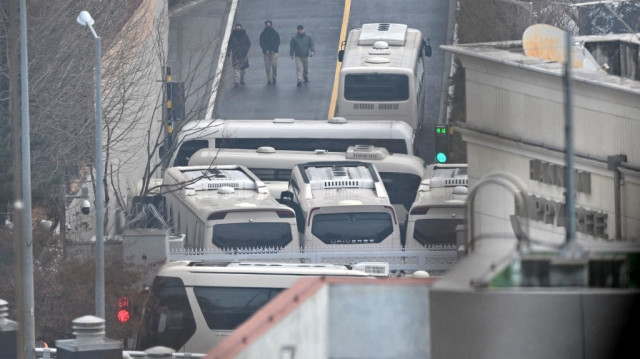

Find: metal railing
[36,348,207,358]
[169,245,458,273]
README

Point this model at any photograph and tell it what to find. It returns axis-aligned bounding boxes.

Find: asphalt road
[168,0,453,161]
[214,0,344,120]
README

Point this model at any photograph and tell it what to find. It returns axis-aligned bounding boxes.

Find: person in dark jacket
[228,23,251,87]
[289,24,315,87]
[259,20,280,85]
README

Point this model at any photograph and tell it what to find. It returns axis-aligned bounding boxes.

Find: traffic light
[117,296,130,324]
[435,125,449,163]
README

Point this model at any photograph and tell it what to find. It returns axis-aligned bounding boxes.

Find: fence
[169,245,459,274]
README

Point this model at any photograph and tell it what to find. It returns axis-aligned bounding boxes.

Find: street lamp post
[19,1,36,358]
[76,10,105,319]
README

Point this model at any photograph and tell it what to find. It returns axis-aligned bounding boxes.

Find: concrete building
[442,32,640,245]
[204,276,436,359]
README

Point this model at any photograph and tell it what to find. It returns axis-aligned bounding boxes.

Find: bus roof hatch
[358,23,407,46]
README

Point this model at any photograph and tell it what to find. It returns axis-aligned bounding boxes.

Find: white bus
[280,161,402,249]
[405,164,468,249]
[187,145,425,216]
[135,260,386,353]
[169,117,415,167]
[336,23,432,131]
[162,165,299,251]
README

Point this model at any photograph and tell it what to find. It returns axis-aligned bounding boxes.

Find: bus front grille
[378,104,399,110]
[353,103,375,110]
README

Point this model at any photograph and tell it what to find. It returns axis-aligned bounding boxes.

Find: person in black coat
[259,20,280,85]
[228,23,251,86]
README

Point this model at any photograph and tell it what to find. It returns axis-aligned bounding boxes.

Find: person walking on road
[289,24,315,87]
[260,20,280,86]
[228,23,251,87]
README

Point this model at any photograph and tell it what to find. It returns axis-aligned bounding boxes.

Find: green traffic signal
[435,125,449,163]
[436,152,448,163]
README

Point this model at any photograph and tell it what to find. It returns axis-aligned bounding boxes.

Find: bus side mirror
[337,40,346,62]
[423,38,432,58]
[159,144,166,158]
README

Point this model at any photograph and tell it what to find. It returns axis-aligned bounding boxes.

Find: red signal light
[117,308,130,323]
[117,296,130,324]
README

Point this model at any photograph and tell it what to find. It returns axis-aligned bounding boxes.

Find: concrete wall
[227,280,431,359]
[64,229,169,288]
[231,286,330,359]
[65,240,123,263]
[328,284,430,358]
[121,229,169,287]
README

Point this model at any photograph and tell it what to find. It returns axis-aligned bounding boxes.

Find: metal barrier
[36,348,207,358]
[169,245,458,273]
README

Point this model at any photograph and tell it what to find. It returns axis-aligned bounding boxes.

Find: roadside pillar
[0,299,18,359]
[55,315,122,359]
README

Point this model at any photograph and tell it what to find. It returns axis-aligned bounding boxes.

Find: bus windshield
[344,74,409,101]
[380,172,422,210]
[212,222,293,249]
[413,218,464,247]
[137,276,196,351]
[194,287,284,330]
[311,212,394,244]
[248,168,292,181]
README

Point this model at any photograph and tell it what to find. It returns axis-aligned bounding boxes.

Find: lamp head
[76,11,95,27]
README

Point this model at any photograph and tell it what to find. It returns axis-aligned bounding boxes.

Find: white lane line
[205,0,238,120]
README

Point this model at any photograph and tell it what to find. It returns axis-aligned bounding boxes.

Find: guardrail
[169,245,458,274]
[36,348,207,358]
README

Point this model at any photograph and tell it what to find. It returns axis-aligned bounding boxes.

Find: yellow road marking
[327,0,351,119]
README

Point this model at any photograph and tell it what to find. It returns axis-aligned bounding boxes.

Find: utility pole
[19,0,36,357]
[8,0,25,358]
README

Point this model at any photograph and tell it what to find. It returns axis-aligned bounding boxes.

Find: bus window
[344,74,409,101]
[215,137,409,154]
[212,222,294,249]
[413,217,465,247]
[194,287,284,330]
[311,212,394,244]
[380,172,422,210]
[138,276,196,351]
[248,168,292,182]
[174,140,208,166]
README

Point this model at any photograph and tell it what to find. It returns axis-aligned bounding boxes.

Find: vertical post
[562,31,578,257]
[8,0,25,357]
[19,0,35,358]
[607,155,627,240]
[166,67,173,149]
[613,170,621,239]
[94,34,105,320]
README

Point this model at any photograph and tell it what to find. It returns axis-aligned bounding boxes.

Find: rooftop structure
[442,31,640,244]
